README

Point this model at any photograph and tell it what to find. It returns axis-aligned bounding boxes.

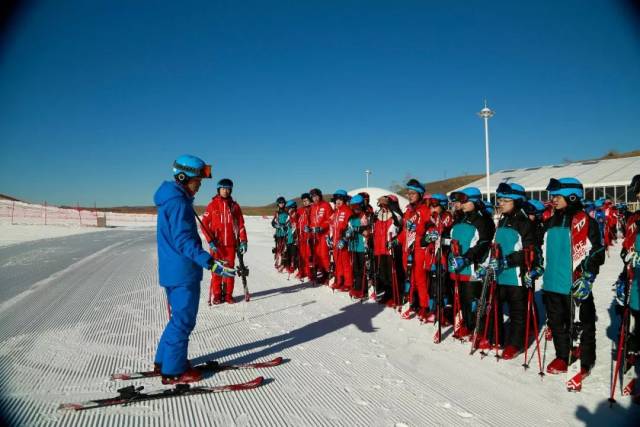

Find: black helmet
[405,179,425,194]
[217,178,233,189]
[309,188,322,198]
[276,196,286,204]
[631,174,640,195]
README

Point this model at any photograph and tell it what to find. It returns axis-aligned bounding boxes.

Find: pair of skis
[59,356,283,411]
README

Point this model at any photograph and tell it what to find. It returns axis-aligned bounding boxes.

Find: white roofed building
[451,156,640,205]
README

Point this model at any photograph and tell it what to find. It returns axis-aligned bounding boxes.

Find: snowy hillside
[0,216,638,426]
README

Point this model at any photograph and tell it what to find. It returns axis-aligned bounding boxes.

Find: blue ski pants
[154,283,200,375]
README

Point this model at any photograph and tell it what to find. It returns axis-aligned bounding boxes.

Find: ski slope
[0,217,638,426]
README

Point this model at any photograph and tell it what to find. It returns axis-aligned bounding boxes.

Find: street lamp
[365,170,372,188]
[477,100,495,202]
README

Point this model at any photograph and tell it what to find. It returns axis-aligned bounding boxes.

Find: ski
[566,299,583,392]
[111,356,283,381]
[622,353,637,396]
[623,377,637,397]
[567,370,587,392]
[59,376,264,411]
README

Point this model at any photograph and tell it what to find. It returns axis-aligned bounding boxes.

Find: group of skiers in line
[271,175,640,390]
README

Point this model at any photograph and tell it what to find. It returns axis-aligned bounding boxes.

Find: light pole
[477,100,495,202]
[365,170,372,189]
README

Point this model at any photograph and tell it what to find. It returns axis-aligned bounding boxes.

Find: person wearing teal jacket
[542,177,604,377]
[346,195,370,300]
[615,174,640,358]
[271,196,289,271]
[448,187,496,337]
[283,200,299,274]
[480,182,536,359]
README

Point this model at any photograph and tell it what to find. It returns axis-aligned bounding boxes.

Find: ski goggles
[495,183,526,199]
[545,178,583,192]
[427,198,445,208]
[448,192,470,203]
[173,161,212,179]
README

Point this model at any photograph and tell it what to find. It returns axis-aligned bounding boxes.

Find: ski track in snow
[0,217,638,426]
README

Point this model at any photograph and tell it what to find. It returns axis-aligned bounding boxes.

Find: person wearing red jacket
[201,178,248,305]
[373,195,403,306]
[308,188,334,284]
[328,190,353,291]
[422,193,454,323]
[399,179,432,321]
[296,193,312,280]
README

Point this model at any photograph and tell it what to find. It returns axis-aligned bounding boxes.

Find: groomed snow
[0,224,108,248]
[0,216,638,426]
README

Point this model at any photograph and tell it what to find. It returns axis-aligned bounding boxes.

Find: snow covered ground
[0,216,638,426]
[0,224,109,248]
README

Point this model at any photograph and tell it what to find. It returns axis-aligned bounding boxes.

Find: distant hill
[0,194,22,202]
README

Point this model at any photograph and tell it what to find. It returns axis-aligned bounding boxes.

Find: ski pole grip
[451,239,460,257]
[491,243,501,260]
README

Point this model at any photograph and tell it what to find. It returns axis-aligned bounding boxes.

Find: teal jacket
[494,210,536,287]
[271,210,289,238]
[542,205,604,295]
[347,215,368,253]
[448,209,495,281]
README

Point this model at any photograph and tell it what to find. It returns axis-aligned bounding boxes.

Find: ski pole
[451,239,466,341]
[389,232,400,308]
[523,246,534,369]
[609,264,633,406]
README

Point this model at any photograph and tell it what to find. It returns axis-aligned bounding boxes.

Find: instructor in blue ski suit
[153,155,235,384]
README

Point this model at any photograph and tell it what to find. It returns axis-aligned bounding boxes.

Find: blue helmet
[285,200,297,209]
[431,193,448,207]
[405,178,425,195]
[173,155,212,183]
[546,177,583,200]
[483,200,495,215]
[496,182,527,201]
[350,194,365,206]
[332,189,349,202]
[523,199,545,216]
[594,198,605,208]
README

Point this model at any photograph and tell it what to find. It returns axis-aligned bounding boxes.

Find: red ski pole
[451,240,466,341]
[609,264,634,406]
[522,246,534,369]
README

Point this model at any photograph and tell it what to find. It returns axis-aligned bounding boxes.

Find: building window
[615,186,625,203]
[605,186,615,201]
[585,187,594,201]
[595,187,604,200]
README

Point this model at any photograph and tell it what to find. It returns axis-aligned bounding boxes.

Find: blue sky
[1,0,639,207]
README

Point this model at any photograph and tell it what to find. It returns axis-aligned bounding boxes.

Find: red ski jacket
[330,204,353,245]
[373,208,401,256]
[399,202,431,252]
[201,195,247,247]
[310,200,333,236]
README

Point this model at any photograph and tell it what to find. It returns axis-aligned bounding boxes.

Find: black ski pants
[351,252,367,293]
[544,291,597,370]
[496,285,528,349]
[460,280,482,332]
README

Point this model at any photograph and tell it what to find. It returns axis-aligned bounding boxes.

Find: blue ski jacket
[154,181,212,287]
